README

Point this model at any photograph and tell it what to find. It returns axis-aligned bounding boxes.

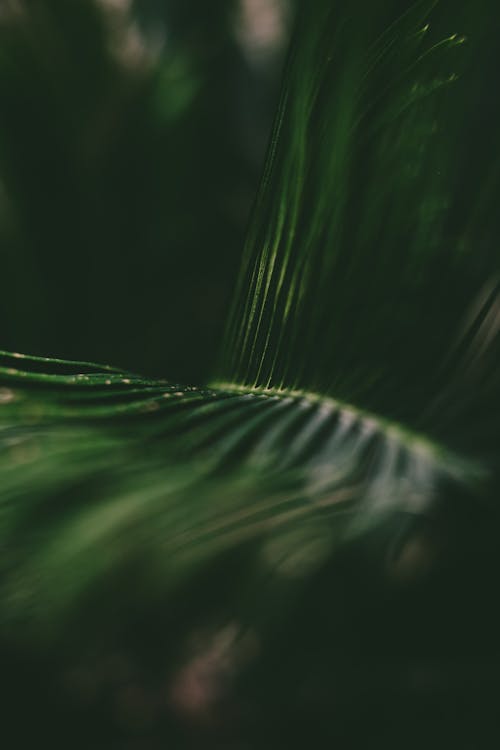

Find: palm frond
[1,0,500,745]
[220,0,500,461]
[0,340,485,644]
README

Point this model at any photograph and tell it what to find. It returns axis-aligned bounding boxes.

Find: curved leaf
[220,0,500,464]
[0,348,484,641]
[2,1,500,744]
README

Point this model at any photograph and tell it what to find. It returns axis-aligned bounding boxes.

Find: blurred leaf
[1,0,500,746]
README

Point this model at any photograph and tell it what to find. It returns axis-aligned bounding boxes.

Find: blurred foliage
[1,1,500,748]
[0,0,292,381]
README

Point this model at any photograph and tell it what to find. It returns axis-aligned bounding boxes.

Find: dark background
[2,5,500,748]
[0,0,294,382]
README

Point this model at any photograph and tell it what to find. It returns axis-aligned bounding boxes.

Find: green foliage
[222,0,500,457]
[1,0,500,746]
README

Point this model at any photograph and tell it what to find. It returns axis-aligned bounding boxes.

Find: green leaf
[1,1,500,742]
[0,344,484,641]
[0,0,497,636]
[219,0,500,462]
